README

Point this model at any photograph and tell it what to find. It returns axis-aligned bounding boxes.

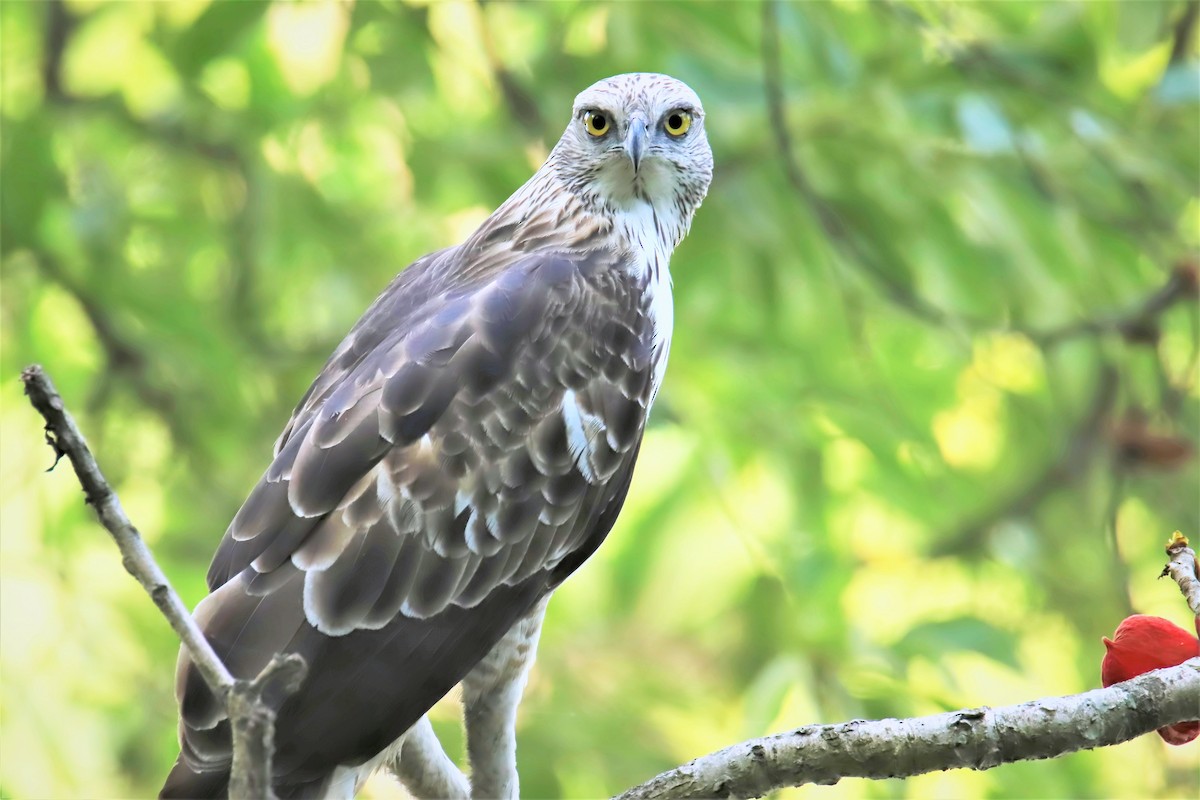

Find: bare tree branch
[1162,532,1200,619]
[613,660,1200,800]
[20,363,305,800]
[21,364,233,691]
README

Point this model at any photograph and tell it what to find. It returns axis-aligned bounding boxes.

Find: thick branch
[615,660,1200,800]
[1162,532,1200,618]
[20,364,305,799]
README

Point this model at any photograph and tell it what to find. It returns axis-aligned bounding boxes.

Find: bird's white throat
[614,198,678,402]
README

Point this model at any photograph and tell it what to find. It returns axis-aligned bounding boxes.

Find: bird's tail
[159,757,333,800]
[159,757,229,799]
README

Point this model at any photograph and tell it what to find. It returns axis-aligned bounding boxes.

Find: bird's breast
[612,201,677,404]
[643,260,673,404]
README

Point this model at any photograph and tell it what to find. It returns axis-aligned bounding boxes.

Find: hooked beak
[625,117,648,173]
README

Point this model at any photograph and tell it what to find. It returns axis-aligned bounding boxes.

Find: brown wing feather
[169,243,657,796]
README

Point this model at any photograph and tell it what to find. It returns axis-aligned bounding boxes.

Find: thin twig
[21,364,235,694]
[20,364,306,799]
[1161,532,1200,619]
[613,660,1200,800]
[1031,262,1199,348]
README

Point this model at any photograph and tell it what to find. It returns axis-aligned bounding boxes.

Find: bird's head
[549,73,713,218]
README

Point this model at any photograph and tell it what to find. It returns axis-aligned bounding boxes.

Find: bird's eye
[664,110,692,137]
[583,111,610,137]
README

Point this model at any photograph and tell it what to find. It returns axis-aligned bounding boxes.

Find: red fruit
[1101,614,1200,745]
[1155,720,1200,746]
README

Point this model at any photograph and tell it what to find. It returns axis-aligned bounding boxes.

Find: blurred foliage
[2,1,1198,798]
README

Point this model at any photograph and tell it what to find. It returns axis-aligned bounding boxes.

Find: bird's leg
[384,714,471,800]
[461,597,550,800]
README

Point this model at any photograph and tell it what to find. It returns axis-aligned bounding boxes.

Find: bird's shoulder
[277,235,642,452]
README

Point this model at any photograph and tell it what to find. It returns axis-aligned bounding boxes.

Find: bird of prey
[161,72,713,799]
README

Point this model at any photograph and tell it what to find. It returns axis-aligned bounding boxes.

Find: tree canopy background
[2,1,1197,798]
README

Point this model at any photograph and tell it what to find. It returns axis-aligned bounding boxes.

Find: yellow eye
[583,110,610,137]
[664,110,692,137]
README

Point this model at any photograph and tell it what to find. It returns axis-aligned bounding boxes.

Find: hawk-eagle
[162,72,713,799]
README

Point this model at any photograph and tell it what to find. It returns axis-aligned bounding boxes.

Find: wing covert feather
[207,247,654,628]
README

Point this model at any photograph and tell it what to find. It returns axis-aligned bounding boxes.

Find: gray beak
[625,117,648,172]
